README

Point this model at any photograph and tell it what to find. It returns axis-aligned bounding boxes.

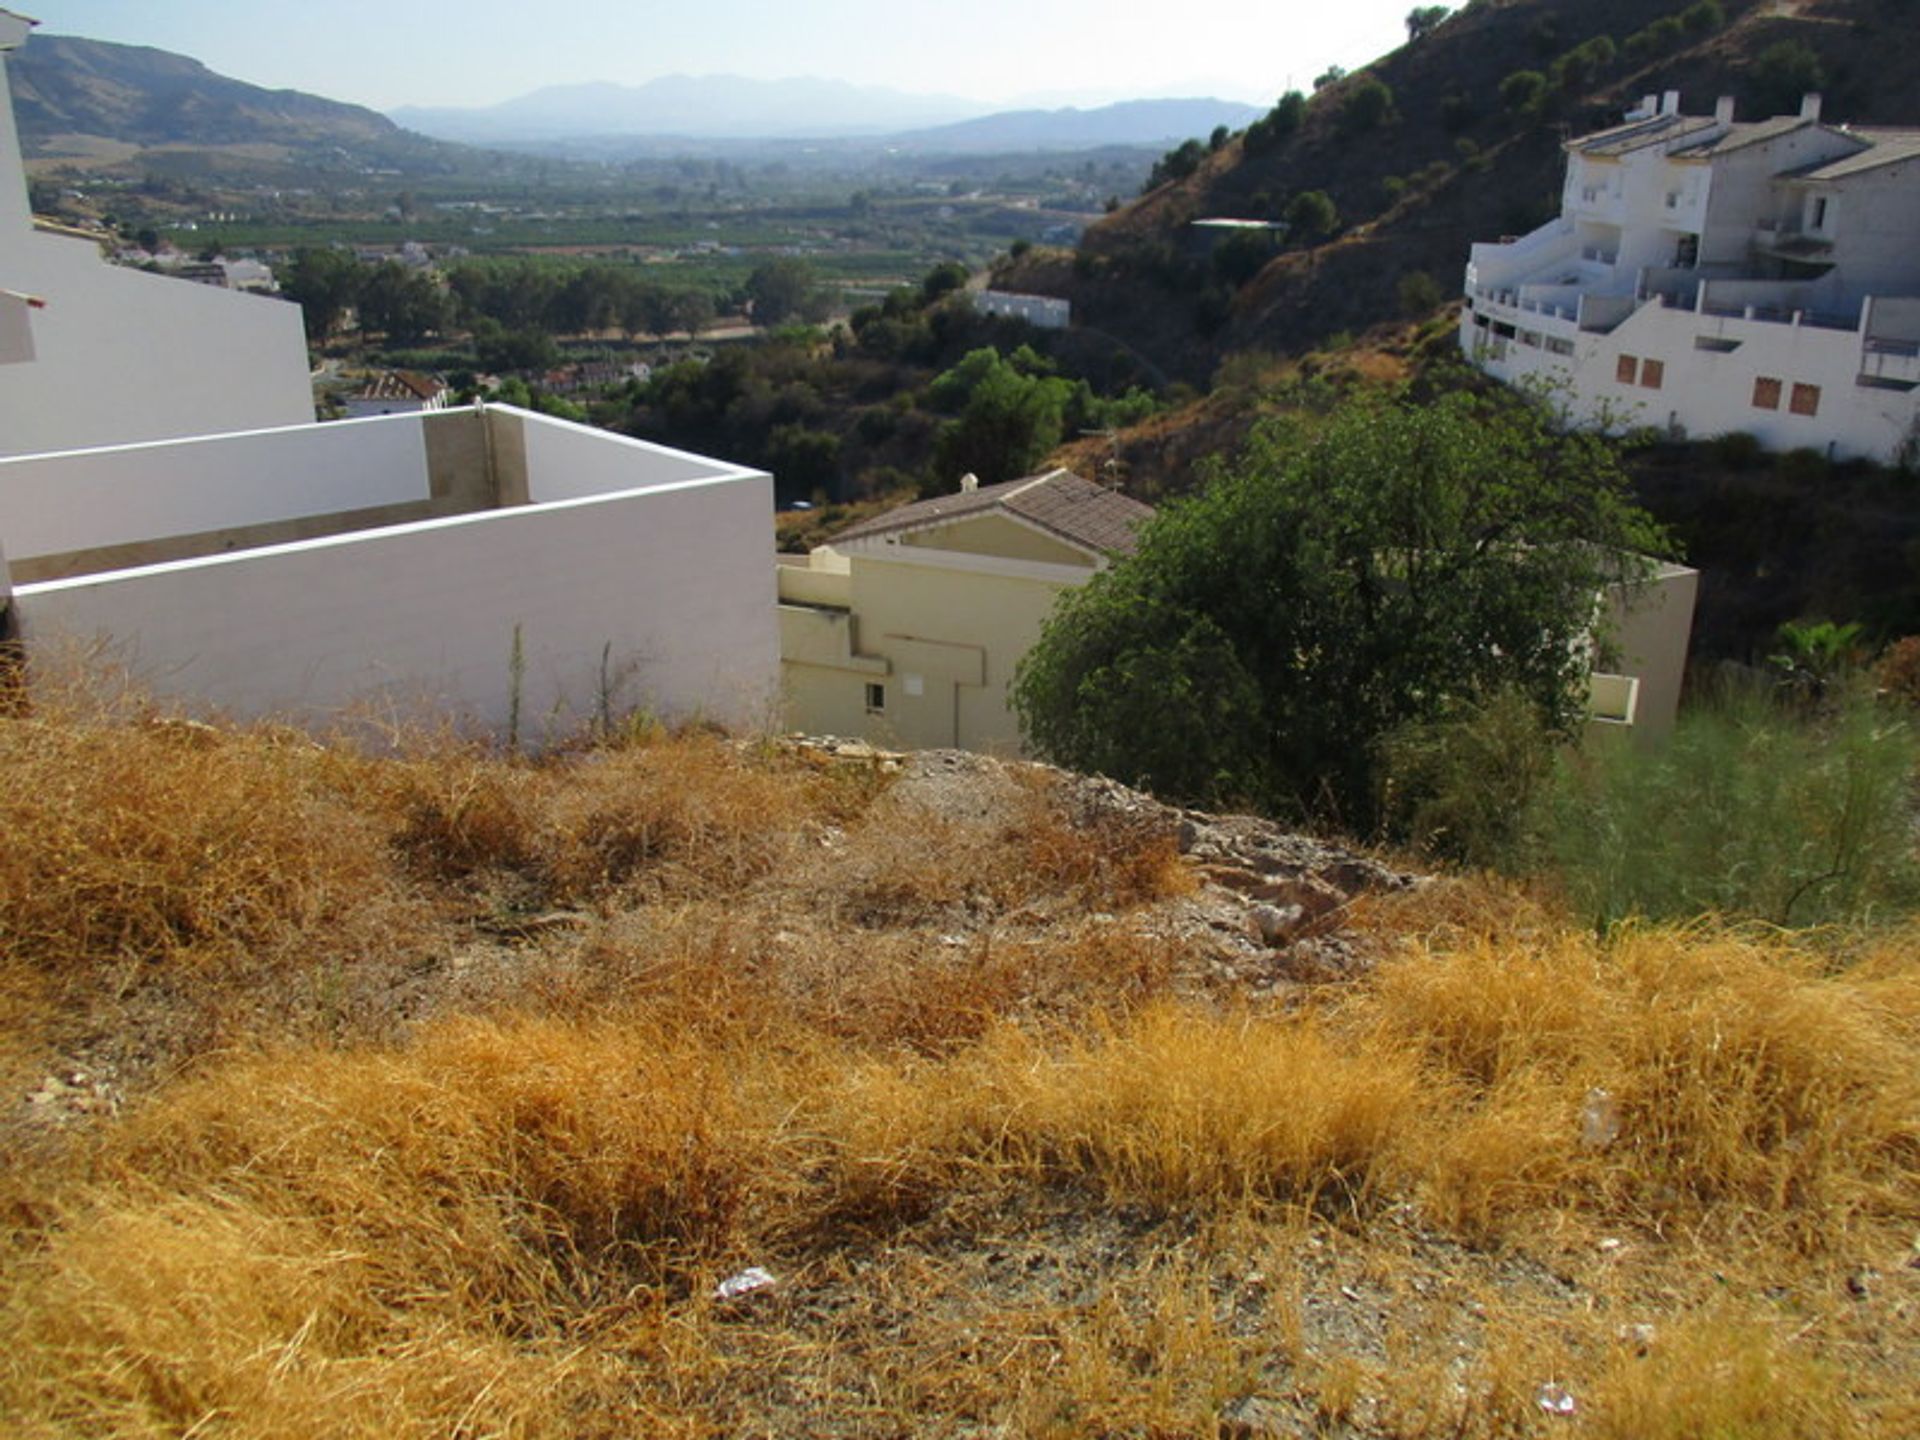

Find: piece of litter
[1598,1237,1624,1253]
[1618,1323,1657,1352]
[713,1267,776,1302]
[1580,1087,1621,1149]
[1536,1383,1577,1416]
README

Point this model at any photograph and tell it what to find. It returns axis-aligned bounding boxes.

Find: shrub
[1339,76,1397,134]
[1500,69,1549,115]
[1875,635,1920,709]
[1396,269,1445,316]
[1376,688,1557,867]
[1538,685,1920,928]
[1682,0,1725,35]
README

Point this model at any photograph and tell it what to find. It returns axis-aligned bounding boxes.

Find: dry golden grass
[0,701,1915,1436]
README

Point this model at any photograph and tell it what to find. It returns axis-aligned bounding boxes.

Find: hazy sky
[16,1,1419,111]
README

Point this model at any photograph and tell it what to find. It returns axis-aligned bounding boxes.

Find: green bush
[1377,688,1557,868]
[1539,685,1920,929]
[1500,69,1549,115]
[1339,77,1397,134]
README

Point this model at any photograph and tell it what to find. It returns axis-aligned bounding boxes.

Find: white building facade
[1462,91,1920,464]
[0,9,314,457]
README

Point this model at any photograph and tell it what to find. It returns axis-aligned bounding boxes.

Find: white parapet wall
[4,406,779,738]
[0,414,433,561]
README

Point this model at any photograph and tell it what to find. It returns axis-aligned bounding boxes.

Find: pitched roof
[1790,128,1920,181]
[1665,115,1819,158]
[1567,113,1714,158]
[830,468,1154,557]
[356,370,445,402]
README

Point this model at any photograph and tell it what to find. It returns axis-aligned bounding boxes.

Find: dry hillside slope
[0,694,1915,1436]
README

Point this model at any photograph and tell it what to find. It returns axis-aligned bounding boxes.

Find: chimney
[1801,92,1823,121]
[959,473,978,493]
[1628,93,1659,120]
[1661,90,1682,117]
[1714,95,1736,126]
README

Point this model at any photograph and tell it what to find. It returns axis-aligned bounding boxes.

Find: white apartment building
[972,289,1071,329]
[0,9,314,457]
[1462,91,1920,464]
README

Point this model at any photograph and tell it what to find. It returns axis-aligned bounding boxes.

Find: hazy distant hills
[8,33,443,166]
[393,78,1262,154]
[391,74,985,144]
[9,31,1264,178]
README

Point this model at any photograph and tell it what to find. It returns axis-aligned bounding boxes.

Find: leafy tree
[1012,389,1667,826]
[929,349,1070,487]
[1244,91,1307,154]
[1750,41,1826,115]
[746,258,821,327]
[1339,77,1397,133]
[1681,0,1724,35]
[1405,6,1450,42]
[282,247,364,344]
[1284,189,1339,242]
[357,262,447,346]
[1499,69,1549,116]
[920,261,971,302]
[1209,124,1232,152]
[1551,35,1618,93]
[1145,137,1208,190]
[1312,66,1347,92]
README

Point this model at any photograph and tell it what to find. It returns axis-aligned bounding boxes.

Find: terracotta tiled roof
[831,468,1154,557]
[356,370,445,402]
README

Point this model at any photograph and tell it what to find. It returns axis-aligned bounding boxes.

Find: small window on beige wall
[864,682,885,714]
[1752,376,1783,410]
[1790,382,1821,416]
[1640,359,1665,389]
[1616,354,1638,385]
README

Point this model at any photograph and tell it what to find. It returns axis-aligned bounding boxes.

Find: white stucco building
[0,9,314,457]
[1462,91,1920,464]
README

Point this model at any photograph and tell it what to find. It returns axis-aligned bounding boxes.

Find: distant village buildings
[1463,91,1920,464]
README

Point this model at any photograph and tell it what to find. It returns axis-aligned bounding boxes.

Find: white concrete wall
[518,411,738,502]
[0,42,315,457]
[15,466,778,737]
[0,415,432,560]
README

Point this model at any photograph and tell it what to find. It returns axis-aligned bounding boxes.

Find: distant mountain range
[8,32,1263,170]
[391,74,984,144]
[394,78,1261,154]
[9,33,431,162]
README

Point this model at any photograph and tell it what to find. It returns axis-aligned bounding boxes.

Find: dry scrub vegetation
[0,695,1916,1438]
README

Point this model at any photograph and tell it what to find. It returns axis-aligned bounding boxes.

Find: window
[1790,382,1822,416]
[1640,359,1665,390]
[1752,376,1783,410]
[864,682,885,714]
[1812,196,1829,231]
[1616,354,1639,385]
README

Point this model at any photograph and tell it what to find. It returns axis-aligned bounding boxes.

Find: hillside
[0,697,1915,1435]
[998,0,1920,385]
[9,33,472,175]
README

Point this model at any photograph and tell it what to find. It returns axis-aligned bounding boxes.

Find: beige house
[777,469,1152,752]
[777,468,1698,755]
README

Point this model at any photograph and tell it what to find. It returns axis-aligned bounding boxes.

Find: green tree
[1499,69,1549,116]
[1405,6,1450,42]
[930,351,1069,487]
[746,258,820,327]
[1751,41,1826,115]
[1012,390,1667,826]
[1339,76,1397,133]
[282,247,364,344]
[1244,91,1307,154]
[1284,189,1339,242]
[357,262,447,346]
